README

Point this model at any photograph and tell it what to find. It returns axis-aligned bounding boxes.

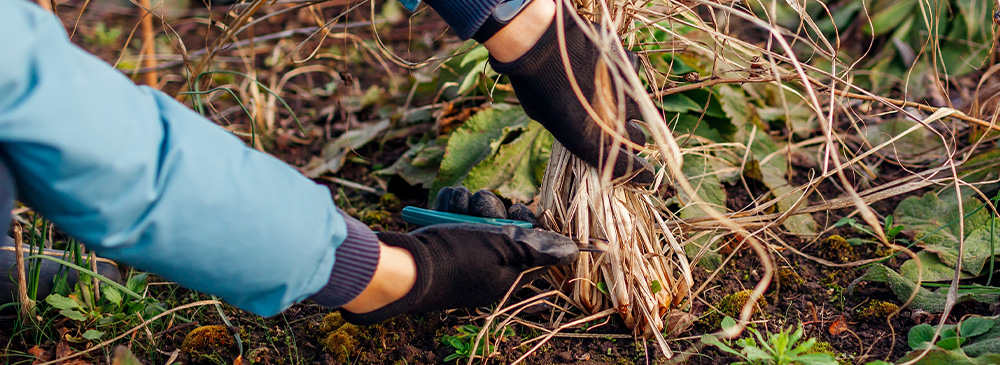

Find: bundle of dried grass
[535,2,696,354]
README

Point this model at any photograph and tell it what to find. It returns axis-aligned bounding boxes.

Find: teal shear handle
[401,206,534,228]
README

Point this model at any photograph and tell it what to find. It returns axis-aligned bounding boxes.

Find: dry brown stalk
[13,223,34,320]
[138,0,158,87]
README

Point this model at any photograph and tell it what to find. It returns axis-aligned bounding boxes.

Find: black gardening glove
[433,186,537,225]
[490,12,655,184]
[340,223,578,325]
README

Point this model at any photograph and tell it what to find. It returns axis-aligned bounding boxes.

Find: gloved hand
[340,223,578,325]
[490,12,655,184]
[433,186,537,225]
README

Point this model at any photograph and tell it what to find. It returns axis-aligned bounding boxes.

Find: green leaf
[909,324,936,349]
[650,280,662,294]
[46,294,82,310]
[894,192,996,275]
[722,85,817,235]
[856,264,998,313]
[795,353,838,365]
[459,45,489,68]
[678,152,731,219]
[861,119,947,163]
[82,329,105,340]
[700,334,742,357]
[961,316,995,338]
[596,282,610,295]
[900,251,973,282]
[303,119,391,178]
[936,336,967,350]
[126,273,148,294]
[59,309,87,321]
[721,316,737,332]
[375,138,446,188]
[658,93,702,113]
[431,105,532,204]
[102,285,123,308]
[863,1,918,37]
[463,121,553,202]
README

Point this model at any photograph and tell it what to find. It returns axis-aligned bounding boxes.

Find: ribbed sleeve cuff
[423,0,502,39]
[307,210,380,308]
[0,157,14,236]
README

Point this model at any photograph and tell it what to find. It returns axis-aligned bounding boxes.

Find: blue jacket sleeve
[0,0,379,316]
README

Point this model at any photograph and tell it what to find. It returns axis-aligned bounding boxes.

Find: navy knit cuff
[423,0,502,39]
[307,210,380,308]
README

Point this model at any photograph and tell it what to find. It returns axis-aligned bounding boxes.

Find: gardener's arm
[419,0,655,183]
[0,0,384,316]
[0,0,578,321]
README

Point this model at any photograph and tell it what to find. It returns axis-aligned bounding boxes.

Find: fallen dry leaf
[829,314,850,335]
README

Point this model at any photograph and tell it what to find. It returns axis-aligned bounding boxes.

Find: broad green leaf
[459,45,489,68]
[60,309,87,321]
[46,294,82,310]
[936,336,967,350]
[861,119,947,162]
[900,251,973,282]
[126,273,148,294]
[863,1,918,37]
[960,316,995,338]
[658,93,701,113]
[857,264,998,313]
[678,152,730,219]
[303,119,391,178]
[721,85,817,235]
[965,336,1000,358]
[458,59,489,95]
[375,138,445,188]
[795,353,838,365]
[102,285,124,308]
[909,324,937,349]
[721,316,737,332]
[431,106,531,204]
[894,192,996,275]
[742,345,772,361]
[82,329,105,340]
[669,113,735,142]
[463,122,553,202]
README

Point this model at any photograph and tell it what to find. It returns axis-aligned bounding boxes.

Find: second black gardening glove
[340,224,578,325]
[490,12,655,184]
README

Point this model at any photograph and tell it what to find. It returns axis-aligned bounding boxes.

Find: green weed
[439,324,514,363]
[701,317,838,365]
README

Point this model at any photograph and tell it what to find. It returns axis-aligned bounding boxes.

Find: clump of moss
[820,235,857,263]
[704,289,766,327]
[318,312,347,333]
[360,209,391,226]
[776,267,804,289]
[324,326,360,361]
[180,325,234,354]
[379,193,402,210]
[315,312,361,361]
[718,289,765,317]
[857,300,899,322]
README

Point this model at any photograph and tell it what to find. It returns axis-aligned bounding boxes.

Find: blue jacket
[0,0,380,316]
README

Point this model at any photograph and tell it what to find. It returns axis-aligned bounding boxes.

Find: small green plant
[440,324,514,362]
[43,271,163,341]
[85,22,123,47]
[701,317,838,365]
[898,315,1000,363]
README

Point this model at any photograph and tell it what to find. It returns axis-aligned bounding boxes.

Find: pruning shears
[401,206,606,253]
